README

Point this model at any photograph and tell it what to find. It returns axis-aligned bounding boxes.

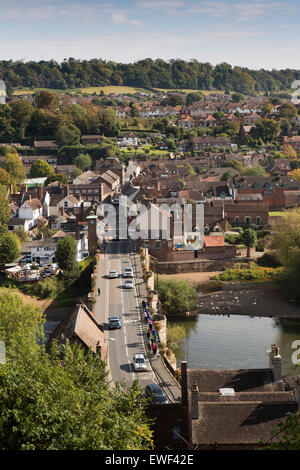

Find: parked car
[108,316,121,329]
[144,384,169,404]
[124,280,133,289]
[133,354,147,372]
[109,269,118,279]
[124,266,133,278]
[20,255,31,266]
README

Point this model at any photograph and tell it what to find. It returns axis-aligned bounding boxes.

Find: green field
[13,85,154,96]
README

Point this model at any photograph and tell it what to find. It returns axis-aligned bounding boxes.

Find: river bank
[163,274,300,319]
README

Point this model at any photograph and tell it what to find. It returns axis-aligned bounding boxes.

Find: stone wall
[154,256,249,274]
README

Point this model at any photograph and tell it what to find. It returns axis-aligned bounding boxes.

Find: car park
[144,384,169,404]
[124,280,133,289]
[108,316,122,329]
[133,354,147,372]
[109,269,118,278]
[123,266,133,278]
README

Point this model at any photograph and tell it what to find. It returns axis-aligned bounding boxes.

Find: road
[95,240,158,389]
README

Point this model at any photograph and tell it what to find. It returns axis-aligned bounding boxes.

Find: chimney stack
[37,184,43,201]
[269,344,282,382]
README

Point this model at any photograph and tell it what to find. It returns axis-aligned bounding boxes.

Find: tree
[241,165,266,177]
[1,153,26,189]
[241,228,257,257]
[281,144,297,158]
[186,92,204,105]
[45,173,68,185]
[10,99,34,139]
[0,292,153,450]
[0,185,11,233]
[30,159,55,178]
[55,235,77,272]
[35,90,59,110]
[130,103,139,118]
[0,232,20,266]
[290,169,300,183]
[56,123,81,146]
[71,167,83,180]
[231,93,244,102]
[290,160,300,171]
[74,153,92,171]
[221,171,231,181]
[0,168,10,187]
[279,103,298,121]
[155,277,198,316]
[250,119,280,142]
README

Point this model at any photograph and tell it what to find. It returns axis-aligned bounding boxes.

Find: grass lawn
[13,85,153,96]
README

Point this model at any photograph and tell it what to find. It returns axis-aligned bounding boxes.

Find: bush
[225,234,241,245]
[156,277,198,316]
[257,252,282,268]
[216,263,280,281]
[34,278,58,299]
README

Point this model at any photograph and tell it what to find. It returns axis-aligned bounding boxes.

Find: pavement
[94,240,181,403]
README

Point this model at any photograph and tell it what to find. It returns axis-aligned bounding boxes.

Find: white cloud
[111,12,143,26]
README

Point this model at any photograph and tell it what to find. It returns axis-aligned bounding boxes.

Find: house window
[155,241,161,249]
[245,216,251,226]
[256,216,261,225]
[235,216,239,226]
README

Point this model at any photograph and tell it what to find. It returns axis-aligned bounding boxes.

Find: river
[171,314,300,376]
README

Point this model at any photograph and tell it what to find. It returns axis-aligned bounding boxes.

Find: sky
[0,0,299,70]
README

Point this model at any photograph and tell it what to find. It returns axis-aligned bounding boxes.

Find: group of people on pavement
[142,300,160,356]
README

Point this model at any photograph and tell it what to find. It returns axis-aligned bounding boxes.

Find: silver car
[124,280,134,289]
[124,266,133,278]
[133,354,147,372]
[109,269,118,278]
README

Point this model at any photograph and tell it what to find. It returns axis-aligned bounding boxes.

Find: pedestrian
[147,340,151,351]
[143,311,148,322]
[149,323,153,331]
[152,343,156,355]
[142,300,146,309]
[146,331,150,340]
[98,288,101,296]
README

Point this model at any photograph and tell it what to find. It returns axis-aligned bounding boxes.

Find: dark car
[144,384,169,404]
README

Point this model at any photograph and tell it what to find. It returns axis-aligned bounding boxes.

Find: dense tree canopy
[1,58,300,94]
[155,277,198,316]
[0,291,153,450]
[30,159,55,177]
[0,232,20,265]
[55,235,77,272]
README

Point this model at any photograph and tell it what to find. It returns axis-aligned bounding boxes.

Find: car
[124,280,133,289]
[144,384,169,404]
[109,269,118,279]
[20,255,32,266]
[133,354,147,372]
[108,316,121,329]
[124,266,133,278]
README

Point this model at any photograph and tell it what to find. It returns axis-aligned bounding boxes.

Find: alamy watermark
[291,340,300,366]
[291,80,300,105]
[0,340,5,364]
[97,196,205,244]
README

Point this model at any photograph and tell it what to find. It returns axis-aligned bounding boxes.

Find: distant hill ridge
[0,58,299,94]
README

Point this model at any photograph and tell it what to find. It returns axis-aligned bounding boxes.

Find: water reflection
[170,315,300,375]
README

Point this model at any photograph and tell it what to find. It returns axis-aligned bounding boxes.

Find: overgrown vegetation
[167,324,186,351]
[155,277,198,316]
[0,291,153,450]
[215,263,281,282]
